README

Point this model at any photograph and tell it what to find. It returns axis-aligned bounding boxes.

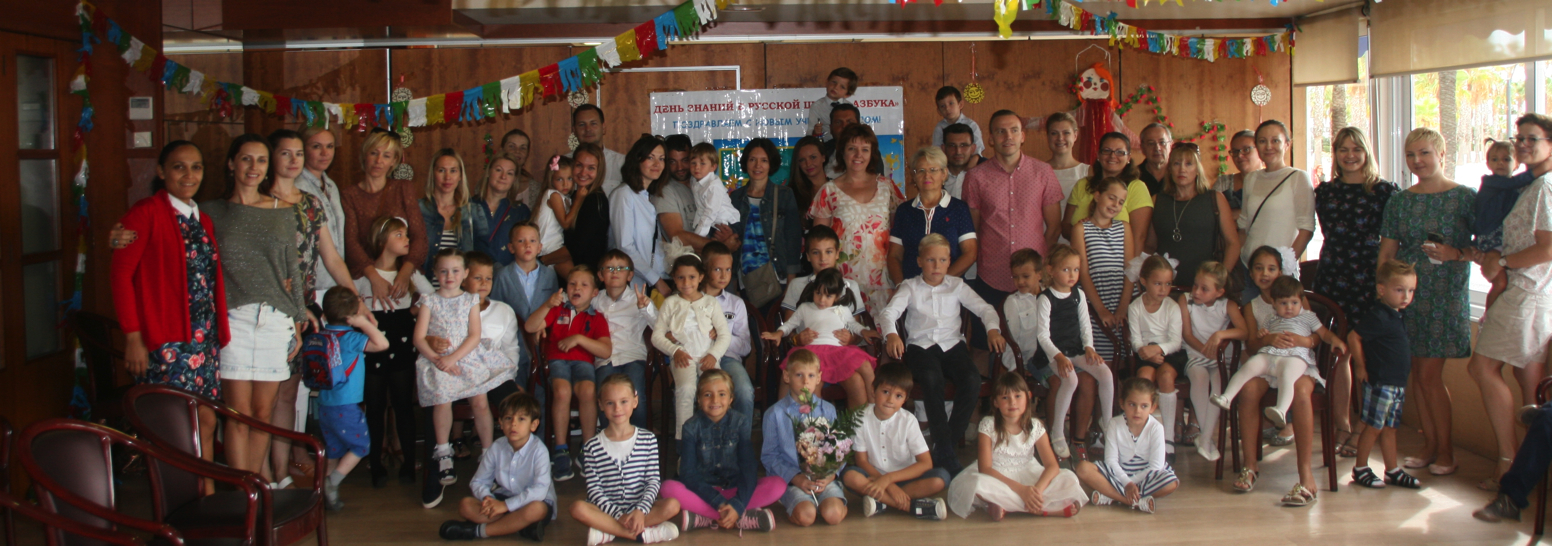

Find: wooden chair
[122,385,326,546]
[757,304,883,408]
[0,489,175,546]
[71,311,132,427]
[1532,377,1552,535]
[17,418,258,546]
[2,416,12,546]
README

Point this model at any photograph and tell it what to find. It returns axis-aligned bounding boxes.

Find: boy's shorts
[1360,382,1406,429]
[319,403,370,458]
[779,480,847,513]
[548,359,597,384]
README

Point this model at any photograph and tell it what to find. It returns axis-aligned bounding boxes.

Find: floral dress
[808,176,902,318]
[1379,185,1477,358]
[142,213,222,399]
[1314,179,1398,321]
[414,291,515,406]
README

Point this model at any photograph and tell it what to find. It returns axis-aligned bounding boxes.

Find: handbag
[741,190,784,309]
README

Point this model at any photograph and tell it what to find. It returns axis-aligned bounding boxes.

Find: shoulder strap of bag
[1247,171,1297,232]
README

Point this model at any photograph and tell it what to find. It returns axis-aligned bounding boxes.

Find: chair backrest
[1299,260,1321,289]
[23,424,119,546]
[1302,291,1348,378]
[0,491,143,546]
[122,388,205,515]
[71,312,124,413]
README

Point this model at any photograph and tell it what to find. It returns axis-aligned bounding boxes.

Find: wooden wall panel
[165,52,244,204]
[595,43,766,154]
[765,42,944,155]
[941,40,1122,158]
[242,49,388,195]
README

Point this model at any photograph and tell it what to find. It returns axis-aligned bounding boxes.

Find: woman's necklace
[1170,192,1195,242]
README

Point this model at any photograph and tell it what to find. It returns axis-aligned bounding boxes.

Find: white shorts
[218,303,297,382]
[1476,286,1552,369]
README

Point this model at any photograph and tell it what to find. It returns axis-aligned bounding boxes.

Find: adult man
[653,134,734,253]
[962,109,1063,317]
[941,123,982,200]
[571,104,626,195]
[1138,122,1173,196]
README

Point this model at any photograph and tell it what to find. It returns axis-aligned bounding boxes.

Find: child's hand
[1329,339,1348,356]
[1124,482,1141,505]
[698,354,717,371]
[1271,332,1299,349]
[812,474,835,490]
[986,330,1007,354]
[716,504,739,529]
[790,474,815,493]
[861,329,881,342]
[886,334,905,360]
[1354,366,1368,385]
[1020,484,1045,514]
[634,284,649,309]
[1257,328,1271,339]
[761,331,783,342]
[863,476,893,500]
[1204,332,1224,356]
[556,335,581,352]
[832,329,853,345]
[546,289,566,309]
[673,349,694,369]
[620,510,646,536]
[1094,307,1117,328]
[796,328,819,346]
[425,335,452,354]
[1055,353,1075,376]
[1086,347,1104,368]
[1137,344,1160,361]
[480,497,508,518]
[436,356,462,375]
[811,122,824,138]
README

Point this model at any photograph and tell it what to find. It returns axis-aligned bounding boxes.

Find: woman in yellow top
[1064,131,1154,251]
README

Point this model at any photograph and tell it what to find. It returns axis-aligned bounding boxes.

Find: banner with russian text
[649,87,906,193]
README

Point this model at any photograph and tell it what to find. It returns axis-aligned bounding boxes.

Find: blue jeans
[720,355,756,428]
[596,360,649,429]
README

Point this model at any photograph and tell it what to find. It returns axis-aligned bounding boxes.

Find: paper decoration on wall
[397,126,414,148]
[392,163,414,180]
[1251,84,1271,106]
[1068,62,1134,164]
[963,43,985,104]
[985,0,1293,62]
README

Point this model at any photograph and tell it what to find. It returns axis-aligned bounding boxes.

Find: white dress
[1184,298,1231,368]
[478,300,522,381]
[947,416,1088,518]
[532,188,569,255]
[691,172,741,236]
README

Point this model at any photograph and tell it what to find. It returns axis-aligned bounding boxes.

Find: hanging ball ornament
[568,91,589,109]
[392,87,414,103]
[963,82,985,104]
[567,133,580,152]
[391,163,414,180]
[1250,84,1272,106]
[397,126,414,148]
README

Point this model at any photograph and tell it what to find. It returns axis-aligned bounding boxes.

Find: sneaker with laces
[1352,466,1385,488]
[585,528,615,546]
[1473,494,1522,523]
[1133,496,1155,514]
[638,522,679,544]
[1090,490,1113,506]
[434,445,457,486]
[552,449,575,482]
[1384,468,1421,489]
[737,509,776,532]
[438,520,479,540]
[1263,406,1288,429]
[911,498,947,521]
[862,496,886,517]
[679,510,716,531]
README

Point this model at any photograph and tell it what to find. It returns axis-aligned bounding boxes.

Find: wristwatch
[1500,256,1509,268]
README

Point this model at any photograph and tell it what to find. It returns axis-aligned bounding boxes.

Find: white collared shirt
[592,288,657,367]
[168,192,199,220]
[1001,291,1040,371]
[855,404,930,475]
[879,276,1000,351]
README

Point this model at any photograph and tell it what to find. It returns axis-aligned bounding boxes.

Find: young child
[592,250,656,429]
[1070,176,1135,368]
[568,373,681,545]
[1348,260,1421,490]
[931,86,984,156]
[651,254,732,439]
[661,370,780,534]
[1076,378,1180,514]
[700,243,756,427]
[415,249,514,486]
[314,287,389,511]
[533,155,576,277]
[462,252,525,387]
[881,234,1004,473]
[492,223,560,328]
[946,373,1086,520]
[841,363,951,521]
[1036,244,1114,459]
[355,216,433,486]
[1127,256,1185,457]
[763,268,877,408]
[688,143,740,237]
[808,67,857,141]
[1212,275,1348,429]
[523,265,612,482]
[761,349,848,527]
[783,225,867,320]
[1478,138,1522,312]
[439,393,557,542]
[1178,261,1246,462]
[1001,249,1046,379]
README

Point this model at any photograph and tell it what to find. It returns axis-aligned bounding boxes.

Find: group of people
[106,62,1552,543]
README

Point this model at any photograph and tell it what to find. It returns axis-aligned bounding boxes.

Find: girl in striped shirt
[1075,378,1179,514]
[568,373,681,544]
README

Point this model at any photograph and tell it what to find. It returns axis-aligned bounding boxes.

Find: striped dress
[1098,415,1178,497]
[1081,219,1128,360]
[581,426,662,518]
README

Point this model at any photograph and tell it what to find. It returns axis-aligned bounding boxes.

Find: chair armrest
[1,490,154,546]
[1537,377,1552,405]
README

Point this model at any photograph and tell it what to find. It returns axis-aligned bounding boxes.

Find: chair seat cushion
[165,489,318,530]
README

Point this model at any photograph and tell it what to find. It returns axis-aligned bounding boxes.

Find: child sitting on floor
[1076,378,1179,514]
[439,392,556,542]
[841,362,951,521]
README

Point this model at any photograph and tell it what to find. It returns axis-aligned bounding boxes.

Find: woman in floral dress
[809,123,902,318]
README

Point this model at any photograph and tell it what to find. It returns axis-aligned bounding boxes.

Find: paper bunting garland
[984,0,1293,62]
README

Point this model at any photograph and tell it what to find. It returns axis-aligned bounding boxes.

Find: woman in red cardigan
[110,140,230,463]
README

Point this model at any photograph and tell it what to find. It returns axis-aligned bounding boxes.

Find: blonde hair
[1331,127,1381,193]
[424,148,472,233]
[1163,145,1211,196]
[1195,261,1228,291]
[1047,243,1079,268]
[477,153,522,203]
[359,131,403,171]
[918,232,952,254]
[786,348,822,373]
[912,146,949,172]
[301,127,335,143]
[1405,127,1447,156]
[1376,259,1417,285]
[689,142,718,163]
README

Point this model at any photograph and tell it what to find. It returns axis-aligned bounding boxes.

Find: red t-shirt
[543,305,611,362]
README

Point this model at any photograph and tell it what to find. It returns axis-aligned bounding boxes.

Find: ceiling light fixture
[723,5,765,11]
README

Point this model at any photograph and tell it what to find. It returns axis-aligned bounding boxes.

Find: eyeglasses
[1099,148,1129,157]
[1515,136,1549,145]
[911,167,947,176]
[943,142,975,150]
[603,266,633,273]
[1230,146,1256,156]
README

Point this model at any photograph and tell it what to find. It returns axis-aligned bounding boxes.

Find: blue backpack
[301,329,359,391]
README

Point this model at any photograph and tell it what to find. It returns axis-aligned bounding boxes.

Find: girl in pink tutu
[762,268,878,407]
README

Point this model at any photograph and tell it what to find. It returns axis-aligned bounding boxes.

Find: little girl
[1076,378,1180,514]
[1212,274,1347,429]
[1478,138,1521,312]
[356,215,434,486]
[651,254,732,439]
[414,248,513,485]
[761,268,878,408]
[1126,256,1185,457]
[1071,176,1136,365]
[688,143,741,237]
[946,373,1086,520]
[1037,244,1114,459]
[661,370,781,533]
[1178,261,1245,462]
[533,155,576,277]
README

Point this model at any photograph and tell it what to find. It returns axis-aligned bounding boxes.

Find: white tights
[1051,354,1114,444]
[1220,354,1308,416]
[1186,363,1223,444]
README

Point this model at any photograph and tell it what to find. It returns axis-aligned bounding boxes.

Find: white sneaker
[1194,434,1221,462]
[639,522,679,544]
[586,528,615,546]
[1052,437,1071,459]
[1210,394,1231,409]
[862,496,886,517]
[911,498,947,521]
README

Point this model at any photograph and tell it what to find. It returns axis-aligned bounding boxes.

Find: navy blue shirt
[889,192,977,279]
[1352,304,1410,387]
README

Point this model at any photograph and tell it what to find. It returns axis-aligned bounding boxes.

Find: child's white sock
[434,443,453,457]
[328,471,347,486]
[476,523,488,538]
[1158,391,1177,450]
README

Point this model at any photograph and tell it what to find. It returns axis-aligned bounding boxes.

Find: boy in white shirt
[931,86,985,156]
[842,362,950,521]
[592,249,657,429]
[688,143,741,237]
[808,67,858,142]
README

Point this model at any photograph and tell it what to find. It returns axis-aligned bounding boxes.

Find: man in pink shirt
[961,109,1064,347]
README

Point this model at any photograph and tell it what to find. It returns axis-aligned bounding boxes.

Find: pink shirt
[962,154,1063,292]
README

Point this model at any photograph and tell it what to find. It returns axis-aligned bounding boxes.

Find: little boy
[493,223,560,326]
[593,250,656,429]
[931,86,985,156]
[761,350,848,527]
[1348,260,1421,490]
[808,67,858,141]
[688,143,740,237]
[439,393,557,542]
[701,242,757,427]
[880,234,1004,474]
[1000,249,1045,378]
[314,286,389,511]
[842,362,950,520]
[523,265,612,482]
[569,374,681,544]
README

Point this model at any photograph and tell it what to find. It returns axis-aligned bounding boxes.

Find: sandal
[1233,468,1259,493]
[1335,428,1359,458]
[1402,456,1436,469]
[1280,484,1317,507]
[1182,422,1202,443]
[1267,431,1295,447]
[1352,467,1385,489]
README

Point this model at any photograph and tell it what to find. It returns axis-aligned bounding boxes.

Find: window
[1301,43,1374,261]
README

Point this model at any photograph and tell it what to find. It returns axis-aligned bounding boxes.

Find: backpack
[301,329,359,391]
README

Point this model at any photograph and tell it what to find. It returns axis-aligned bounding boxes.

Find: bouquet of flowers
[792,388,865,485]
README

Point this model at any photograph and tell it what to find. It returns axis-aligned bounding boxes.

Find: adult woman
[500,128,540,211]
[1215,130,1262,217]
[1378,127,1477,478]
[1312,127,1397,458]
[1063,132,1153,250]
[610,135,670,295]
[341,131,428,308]
[1238,120,1315,299]
[888,147,978,284]
[111,141,228,468]
[788,135,828,222]
[1045,112,1090,232]
[1469,114,1552,490]
[809,123,903,316]
[730,138,803,297]
[565,143,611,271]
[470,153,528,266]
[296,127,347,296]
[201,134,308,473]
[1149,143,1239,289]
[420,149,477,280]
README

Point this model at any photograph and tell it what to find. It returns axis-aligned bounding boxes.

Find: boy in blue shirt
[761,349,849,527]
[316,286,389,511]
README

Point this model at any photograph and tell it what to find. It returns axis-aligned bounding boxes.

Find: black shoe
[421,472,446,508]
[439,520,479,540]
[371,472,389,489]
[516,518,548,542]
[1474,493,1522,523]
[399,468,417,485]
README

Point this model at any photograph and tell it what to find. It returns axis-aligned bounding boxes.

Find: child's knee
[515,501,550,521]
[1154,481,1179,497]
[820,499,847,524]
[567,500,593,520]
[575,381,595,400]
[788,503,817,526]
[551,380,572,399]
[459,496,482,513]
[468,395,490,411]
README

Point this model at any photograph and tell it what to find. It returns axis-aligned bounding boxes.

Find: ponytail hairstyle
[991,372,1037,447]
[798,268,857,311]
[368,215,411,266]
